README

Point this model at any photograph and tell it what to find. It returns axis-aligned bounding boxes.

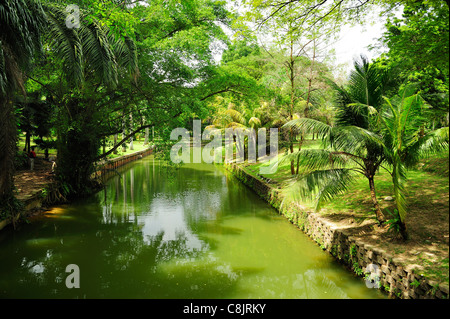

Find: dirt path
[14,156,54,201]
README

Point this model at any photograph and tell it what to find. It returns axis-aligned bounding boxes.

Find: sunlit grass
[243,138,449,219]
[16,133,152,159]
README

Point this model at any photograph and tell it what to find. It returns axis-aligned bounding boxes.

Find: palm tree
[381,85,449,239]
[1,0,138,209]
[0,0,45,215]
[42,3,138,196]
[282,116,386,222]
[282,56,391,223]
[208,104,265,161]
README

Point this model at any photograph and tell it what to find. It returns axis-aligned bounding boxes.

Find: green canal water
[0,157,385,299]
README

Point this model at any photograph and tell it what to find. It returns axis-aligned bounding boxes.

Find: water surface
[0,157,385,299]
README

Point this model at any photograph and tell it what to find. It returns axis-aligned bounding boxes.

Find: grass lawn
[245,138,323,185]
[104,139,152,159]
[16,133,153,160]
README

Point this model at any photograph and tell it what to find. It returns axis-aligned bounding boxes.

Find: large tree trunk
[24,131,31,154]
[56,99,102,198]
[295,134,304,174]
[0,98,16,200]
[368,176,385,223]
[289,132,295,175]
[58,126,99,197]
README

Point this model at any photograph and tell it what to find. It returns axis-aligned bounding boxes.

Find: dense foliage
[0,0,448,240]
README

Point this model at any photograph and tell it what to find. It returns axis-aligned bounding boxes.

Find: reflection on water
[0,157,385,299]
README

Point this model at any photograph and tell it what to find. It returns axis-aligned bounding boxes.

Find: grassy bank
[242,141,449,285]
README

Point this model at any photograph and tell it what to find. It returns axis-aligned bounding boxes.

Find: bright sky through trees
[223,1,396,78]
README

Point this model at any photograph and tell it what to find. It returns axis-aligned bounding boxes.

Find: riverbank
[0,147,154,232]
[226,163,449,299]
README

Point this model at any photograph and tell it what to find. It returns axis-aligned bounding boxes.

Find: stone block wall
[228,164,449,299]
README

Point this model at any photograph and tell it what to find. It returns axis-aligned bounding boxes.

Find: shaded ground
[318,170,449,285]
[14,156,54,201]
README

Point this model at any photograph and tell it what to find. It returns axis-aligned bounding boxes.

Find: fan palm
[0,0,45,214]
[282,56,391,223]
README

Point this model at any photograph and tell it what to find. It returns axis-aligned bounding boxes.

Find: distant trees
[283,57,391,223]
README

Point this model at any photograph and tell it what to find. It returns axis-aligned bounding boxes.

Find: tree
[240,0,337,175]
[381,85,449,239]
[242,0,448,31]
[0,0,45,218]
[374,0,449,125]
[35,2,139,197]
[282,56,392,223]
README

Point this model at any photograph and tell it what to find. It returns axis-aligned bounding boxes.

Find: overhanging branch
[94,111,182,162]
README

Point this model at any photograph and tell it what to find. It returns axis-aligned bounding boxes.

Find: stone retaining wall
[228,164,449,299]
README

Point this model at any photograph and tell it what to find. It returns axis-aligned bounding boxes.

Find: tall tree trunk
[113,134,118,155]
[289,37,296,176]
[368,175,385,223]
[289,130,295,175]
[304,38,316,119]
[144,127,149,145]
[24,131,31,154]
[0,97,17,214]
[295,134,304,174]
[122,115,127,152]
[129,113,134,151]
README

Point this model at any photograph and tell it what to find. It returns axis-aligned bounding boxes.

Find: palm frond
[278,149,350,172]
[44,4,84,86]
[0,0,45,94]
[391,161,408,222]
[248,116,261,129]
[225,109,246,125]
[403,127,449,168]
[110,33,139,81]
[80,20,118,87]
[330,125,384,156]
[282,117,331,140]
[281,168,357,211]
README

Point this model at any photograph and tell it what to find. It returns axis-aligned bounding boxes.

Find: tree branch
[94,111,182,162]
[200,87,243,101]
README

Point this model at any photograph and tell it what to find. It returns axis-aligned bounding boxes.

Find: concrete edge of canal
[225,163,449,300]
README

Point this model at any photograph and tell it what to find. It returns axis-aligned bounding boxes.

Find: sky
[222,1,394,79]
[330,19,387,76]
